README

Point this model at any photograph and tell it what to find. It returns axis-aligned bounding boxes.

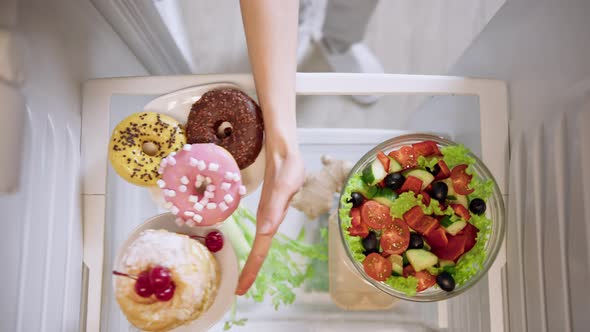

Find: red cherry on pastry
[189,231,224,252]
[205,231,224,253]
[155,282,176,301]
[149,265,172,292]
[134,271,154,297]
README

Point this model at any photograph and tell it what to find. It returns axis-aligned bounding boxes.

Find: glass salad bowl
[338,133,505,302]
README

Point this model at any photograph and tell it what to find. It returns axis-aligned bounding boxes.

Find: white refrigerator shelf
[81,73,508,332]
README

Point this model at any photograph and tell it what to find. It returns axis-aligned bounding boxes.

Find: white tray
[81,73,508,332]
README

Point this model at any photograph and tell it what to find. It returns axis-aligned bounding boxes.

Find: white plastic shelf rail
[81,73,508,332]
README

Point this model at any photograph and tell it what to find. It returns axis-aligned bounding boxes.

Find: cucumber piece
[426,266,442,276]
[362,159,388,186]
[450,194,469,209]
[439,260,456,274]
[444,220,467,235]
[357,183,378,199]
[388,254,404,276]
[439,260,455,268]
[388,157,403,173]
[441,178,456,196]
[348,175,378,199]
[404,169,435,190]
[406,249,439,272]
[442,181,468,208]
[440,216,454,228]
[402,252,409,266]
[373,187,398,207]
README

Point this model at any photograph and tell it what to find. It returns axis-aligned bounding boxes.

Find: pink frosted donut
[158,143,246,226]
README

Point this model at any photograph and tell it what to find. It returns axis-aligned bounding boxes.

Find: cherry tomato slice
[348,208,369,238]
[389,146,417,169]
[451,203,472,221]
[415,270,437,292]
[434,160,451,180]
[361,200,393,230]
[380,218,410,255]
[403,265,415,277]
[363,253,393,281]
[402,265,436,292]
[376,151,390,171]
[451,164,474,195]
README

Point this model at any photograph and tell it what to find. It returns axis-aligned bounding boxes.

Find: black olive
[363,248,380,256]
[428,163,441,176]
[408,233,424,249]
[384,173,405,190]
[348,192,365,208]
[436,271,456,292]
[469,198,486,215]
[431,182,448,202]
[362,231,379,254]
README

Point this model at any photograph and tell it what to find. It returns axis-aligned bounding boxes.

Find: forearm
[240,0,299,152]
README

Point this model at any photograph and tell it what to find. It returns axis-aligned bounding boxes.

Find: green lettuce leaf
[417,156,440,170]
[339,173,367,262]
[452,213,492,285]
[384,276,418,296]
[390,192,452,219]
[346,234,366,261]
[439,144,496,286]
[441,144,476,169]
[468,178,495,201]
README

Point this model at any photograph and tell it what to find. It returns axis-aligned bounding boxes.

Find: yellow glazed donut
[109,112,186,186]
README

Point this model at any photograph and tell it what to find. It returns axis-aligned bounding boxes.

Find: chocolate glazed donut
[186,88,264,169]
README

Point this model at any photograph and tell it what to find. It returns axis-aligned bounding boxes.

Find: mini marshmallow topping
[223,194,234,204]
[180,176,189,185]
[193,203,204,211]
[239,185,247,196]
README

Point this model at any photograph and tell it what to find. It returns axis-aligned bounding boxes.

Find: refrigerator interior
[80,74,507,332]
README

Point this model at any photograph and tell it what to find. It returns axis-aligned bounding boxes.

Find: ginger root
[290,155,353,220]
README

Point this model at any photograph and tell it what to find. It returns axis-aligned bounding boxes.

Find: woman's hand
[235,137,304,295]
[237,0,300,295]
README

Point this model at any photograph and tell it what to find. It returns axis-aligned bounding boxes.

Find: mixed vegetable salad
[339,140,495,296]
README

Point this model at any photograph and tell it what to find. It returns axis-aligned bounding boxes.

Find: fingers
[235,184,292,295]
[235,232,272,295]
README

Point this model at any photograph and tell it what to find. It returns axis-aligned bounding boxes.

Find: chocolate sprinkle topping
[109,112,185,184]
